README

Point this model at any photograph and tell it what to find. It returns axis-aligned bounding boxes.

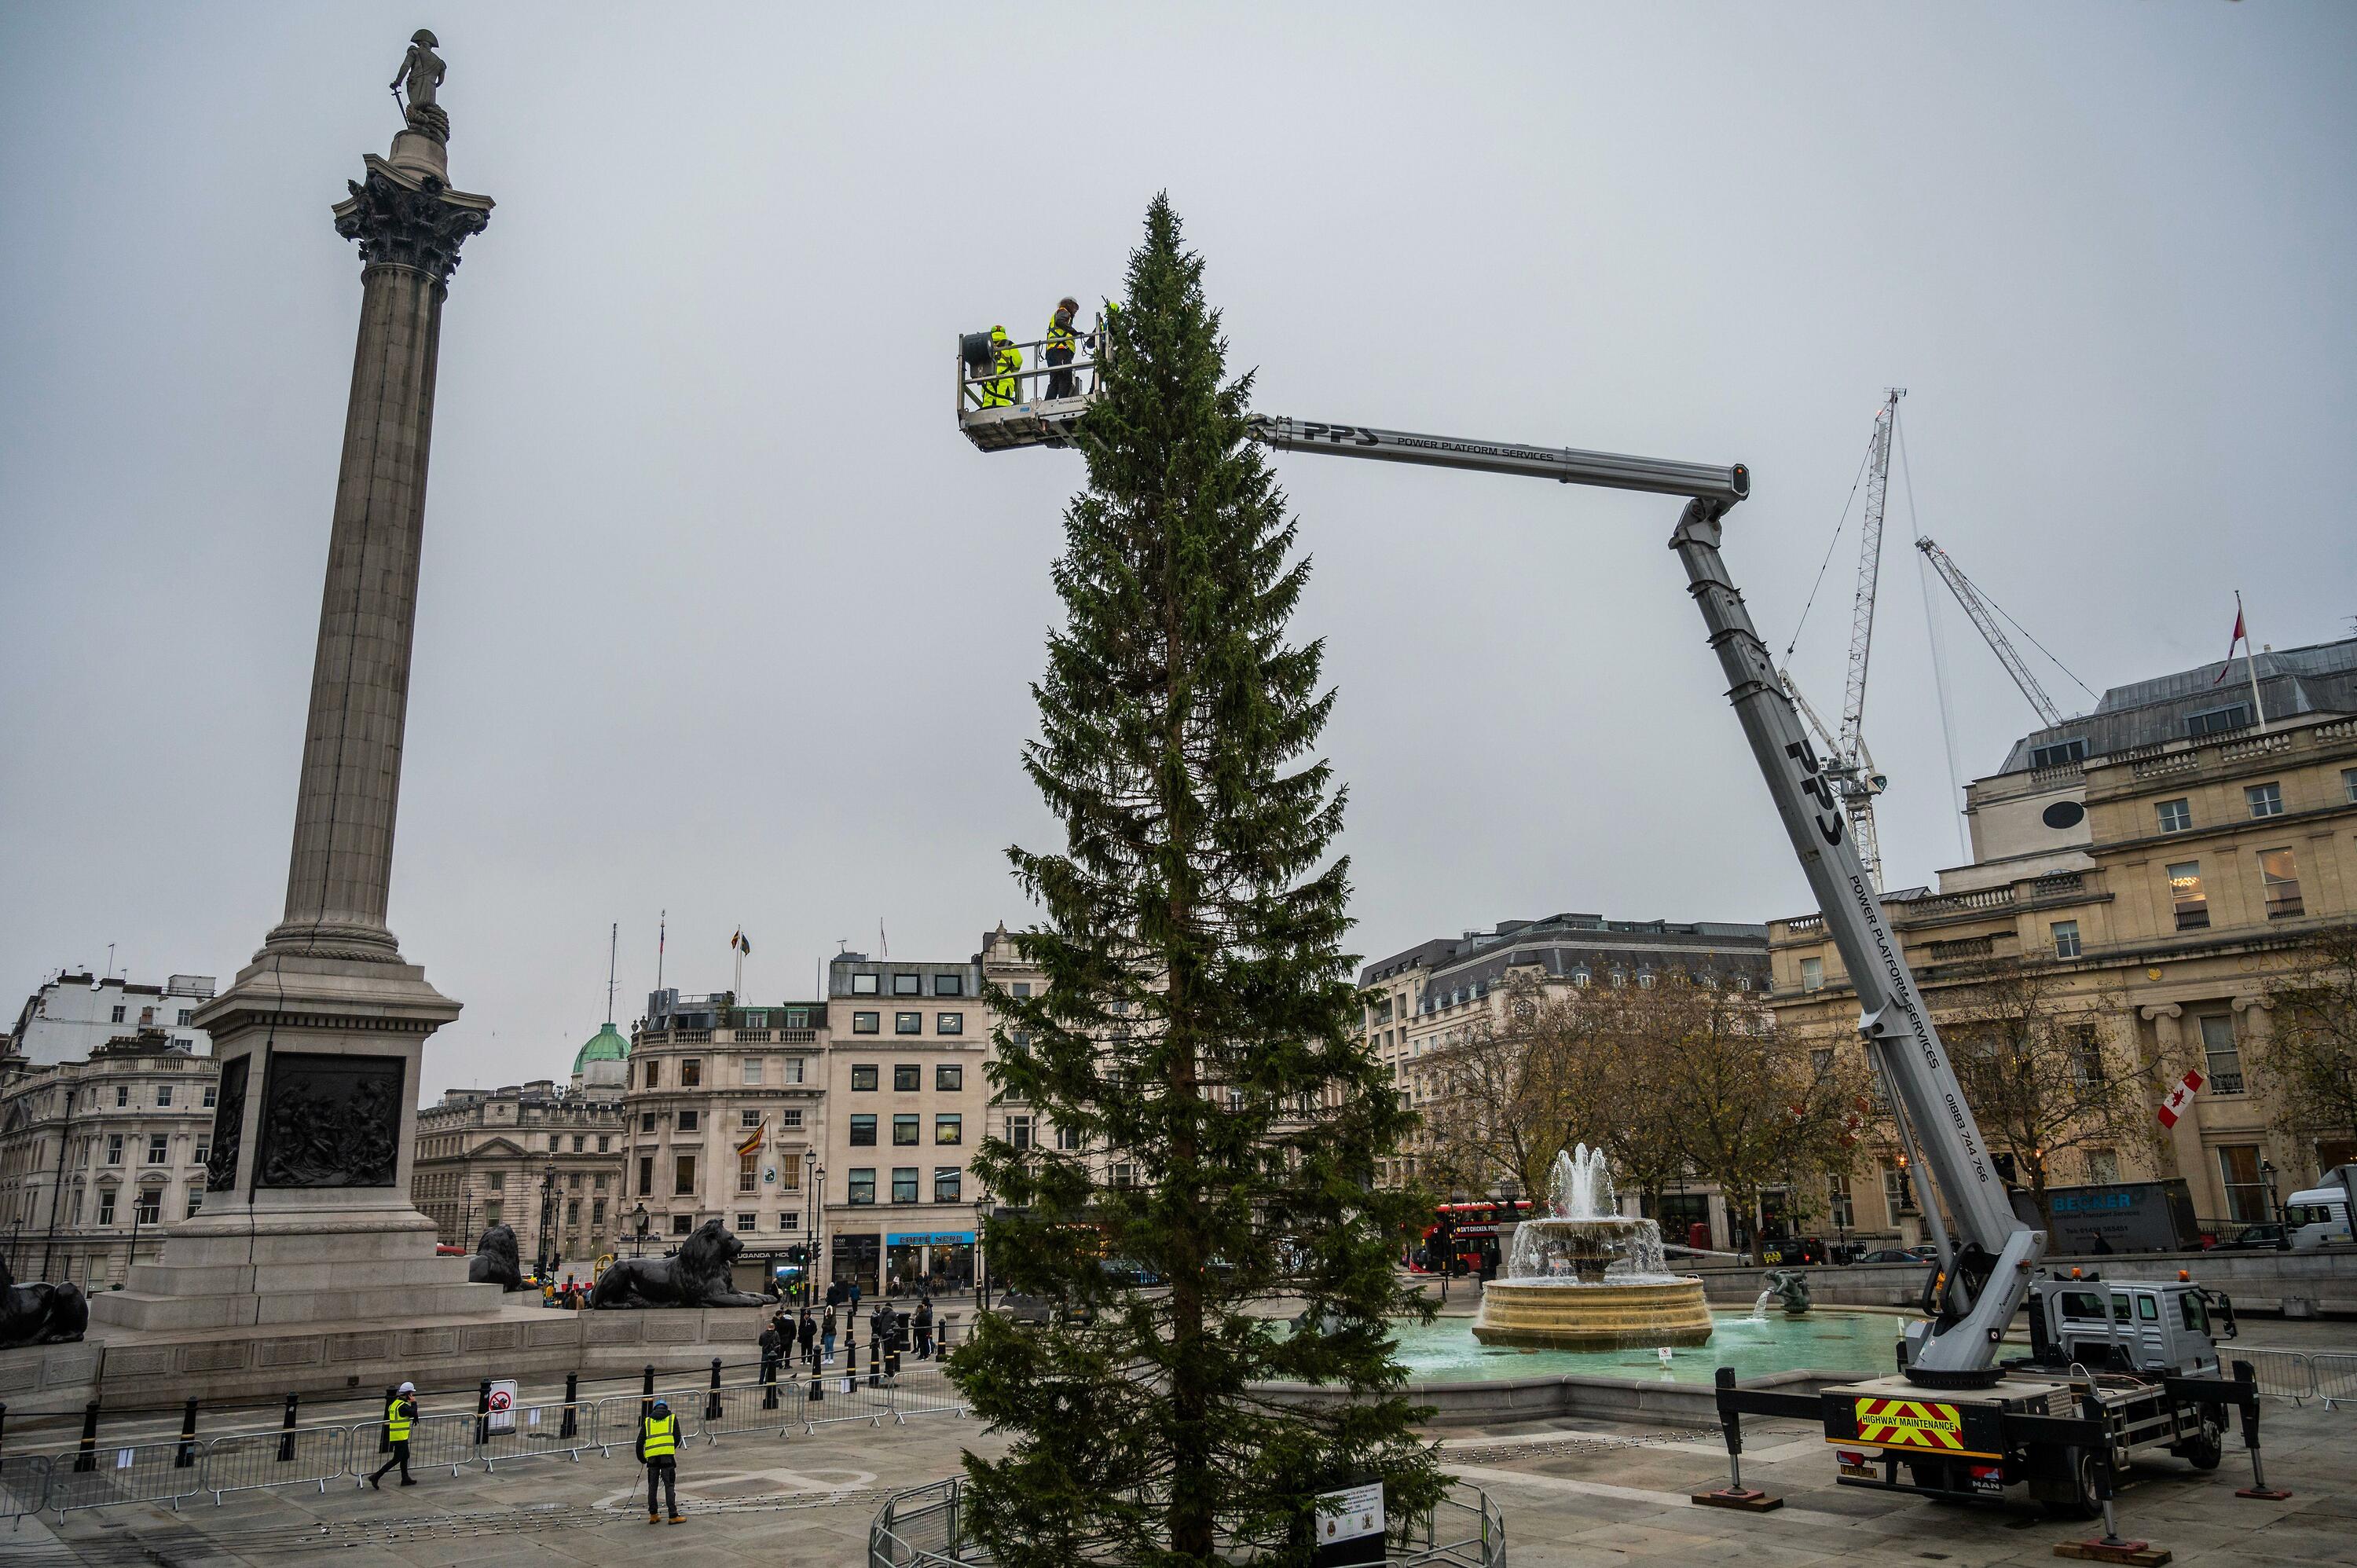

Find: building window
[852,1063,878,1089]
[2245,781,2284,819]
[194,1135,210,1167]
[2259,848,2304,919]
[643,1060,661,1088]
[681,1058,702,1087]
[2198,1013,2244,1094]
[1010,1114,1032,1150]
[848,1168,875,1204]
[740,1108,762,1130]
[779,1057,804,1084]
[738,1152,757,1194]
[115,1085,130,1107]
[97,1189,117,1225]
[741,1010,767,1029]
[567,1172,582,1190]
[592,1198,607,1225]
[597,1135,610,1152]
[594,1173,608,1191]
[156,1084,173,1108]
[106,1133,125,1165]
[2344,768,2357,805]
[136,1187,163,1225]
[937,1012,964,1035]
[2156,798,2191,833]
[1881,1162,1912,1223]
[202,1084,217,1108]
[892,1167,919,1203]
[2029,738,2088,769]
[936,1114,962,1145]
[852,973,880,995]
[852,1013,880,1036]
[568,1134,582,1152]
[893,973,921,996]
[2187,704,2249,738]
[1809,1049,1833,1080]
[893,1064,921,1091]
[937,1064,963,1092]
[638,1156,654,1196]
[678,1110,699,1133]
[2068,1025,2105,1083]
[742,1058,763,1085]
[640,1112,657,1133]
[566,1198,581,1224]
[850,1114,878,1146]
[1055,1123,1083,1152]
[146,1133,168,1164]
[893,1114,920,1146]
[2217,1145,2267,1224]
[111,1006,126,1024]
[1799,957,1824,992]
[1010,982,1032,998]
[1112,1163,1138,1188]
[2051,920,2081,959]
[934,973,963,997]
[785,1007,810,1028]
[895,1012,922,1035]
[674,1155,697,1195]
[934,1166,962,1203]
[736,1211,757,1231]
[672,1214,694,1236]
[2166,862,2209,930]
[2085,1149,2120,1185]
[185,1186,204,1219]
[780,1108,802,1130]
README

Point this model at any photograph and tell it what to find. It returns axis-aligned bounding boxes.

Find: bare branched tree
[2255,924,2357,1163]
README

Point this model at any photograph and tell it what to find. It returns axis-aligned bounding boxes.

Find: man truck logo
[1853,1398,1964,1451]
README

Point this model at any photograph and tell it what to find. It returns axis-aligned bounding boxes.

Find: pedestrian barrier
[588,1394,662,1458]
[2311,1351,2357,1411]
[348,1411,482,1481]
[200,1425,352,1503]
[887,1363,970,1420]
[475,1397,597,1470]
[699,1380,804,1442]
[2,1455,53,1527]
[2236,1346,2316,1405]
[805,1362,892,1431]
[45,1439,203,1519]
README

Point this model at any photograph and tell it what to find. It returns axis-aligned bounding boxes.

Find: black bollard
[706,1357,724,1423]
[277,1392,299,1463]
[174,1397,199,1469]
[475,1378,491,1446]
[867,1335,881,1389]
[74,1400,99,1473]
[559,1372,580,1439]
[640,1362,655,1424]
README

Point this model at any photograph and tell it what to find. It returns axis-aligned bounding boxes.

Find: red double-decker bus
[1414,1198,1531,1276]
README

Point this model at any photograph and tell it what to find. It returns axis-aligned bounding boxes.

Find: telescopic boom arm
[1247,411,2041,1375]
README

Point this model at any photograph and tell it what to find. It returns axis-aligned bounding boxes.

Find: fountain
[1469,1145,1714,1351]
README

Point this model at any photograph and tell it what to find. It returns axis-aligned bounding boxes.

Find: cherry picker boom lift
[954,362,2280,1528]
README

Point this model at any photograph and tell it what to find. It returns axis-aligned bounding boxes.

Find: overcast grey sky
[4,4,2352,1100]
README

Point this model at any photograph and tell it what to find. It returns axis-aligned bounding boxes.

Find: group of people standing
[758,1291,942,1380]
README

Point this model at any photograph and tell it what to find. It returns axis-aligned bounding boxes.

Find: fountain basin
[1471,1276,1714,1351]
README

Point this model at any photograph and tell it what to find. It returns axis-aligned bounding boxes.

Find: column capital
[2139,1002,2183,1021]
[333,157,493,288]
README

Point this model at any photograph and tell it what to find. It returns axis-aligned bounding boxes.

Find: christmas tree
[953,194,1444,1565]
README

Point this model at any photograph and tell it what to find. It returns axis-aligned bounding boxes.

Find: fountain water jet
[1470,1145,1714,1351]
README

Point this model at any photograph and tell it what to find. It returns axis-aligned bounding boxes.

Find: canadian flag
[2157,1068,2205,1128]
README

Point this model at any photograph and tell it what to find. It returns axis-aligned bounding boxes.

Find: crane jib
[1248,416,1749,507]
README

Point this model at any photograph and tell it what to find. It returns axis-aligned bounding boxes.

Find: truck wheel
[2040,1448,2101,1520]
[2179,1417,2223,1471]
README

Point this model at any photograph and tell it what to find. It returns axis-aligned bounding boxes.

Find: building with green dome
[571,1020,630,1091]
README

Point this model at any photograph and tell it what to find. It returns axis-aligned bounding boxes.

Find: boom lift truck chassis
[954,368,2279,1526]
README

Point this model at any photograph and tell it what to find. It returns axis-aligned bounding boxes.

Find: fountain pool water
[1471,1145,1714,1350]
[1392,1309,1897,1385]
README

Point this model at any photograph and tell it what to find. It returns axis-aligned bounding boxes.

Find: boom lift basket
[955,321,1105,452]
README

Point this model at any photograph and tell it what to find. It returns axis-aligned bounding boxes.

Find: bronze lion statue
[590,1218,772,1309]
[467,1222,523,1291]
[0,1254,88,1348]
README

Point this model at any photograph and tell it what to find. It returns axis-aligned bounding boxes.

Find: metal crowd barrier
[476,1396,597,1470]
[804,1364,892,1431]
[2,1455,53,1528]
[588,1394,665,1458]
[2311,1350,2357,1411]
[201,1425,352,1503]
[348,1411,483,1480]
[887,1363,970,1420]
[700,1379,803,1442]
[2237,1346,2317,1405]
[45,1439,203,1518]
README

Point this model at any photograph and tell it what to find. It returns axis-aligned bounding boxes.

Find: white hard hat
[398,1380,416,1394]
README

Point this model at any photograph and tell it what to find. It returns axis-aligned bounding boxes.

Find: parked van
[2280,1186,2354,1250]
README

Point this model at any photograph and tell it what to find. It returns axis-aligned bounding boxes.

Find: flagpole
[656,910,666,993]
[2238,591,2268,734]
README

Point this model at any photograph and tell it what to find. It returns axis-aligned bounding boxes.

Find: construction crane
[1915,535,2066,728]
[954,344,2269,1522]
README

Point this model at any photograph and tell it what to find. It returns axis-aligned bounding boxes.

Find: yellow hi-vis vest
[1044,311,1076,354]
[386,1398,413,1442]
[642,1412,679,1459]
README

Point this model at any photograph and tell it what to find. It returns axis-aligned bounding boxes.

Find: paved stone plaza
[9,1316,2354,1568]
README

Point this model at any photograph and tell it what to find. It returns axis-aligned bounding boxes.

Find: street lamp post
[801,1151,818,1305]
[973,1195,991,1310]
[812,1165,827,1302]
[536,1160,557,1281]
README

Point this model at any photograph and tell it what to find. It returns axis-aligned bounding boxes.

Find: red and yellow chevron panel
[1852,1398,1966,1452]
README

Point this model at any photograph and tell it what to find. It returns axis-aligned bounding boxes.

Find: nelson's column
[93,32,501,1332]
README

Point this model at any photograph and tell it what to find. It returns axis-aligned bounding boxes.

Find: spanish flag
[736,1120,767,1156]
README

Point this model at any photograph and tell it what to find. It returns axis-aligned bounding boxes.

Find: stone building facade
[1769,637,2357,1239]
[5,972,215,1068]
[0,1031,222,1287]
[409,1040,629,1279]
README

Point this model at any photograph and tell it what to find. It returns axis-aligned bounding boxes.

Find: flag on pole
[731,929,752,955]
[736,1119,767,1156]
[2212,602,2248,683]
[2156,1068,2205,1129]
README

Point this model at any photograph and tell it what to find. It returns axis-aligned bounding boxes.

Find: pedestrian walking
[797,1307,818,1368]
[914,1295,935,1360]
[820,1305,838,1365]
[637,1398,684,1524]
[368,1380,420,1488]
